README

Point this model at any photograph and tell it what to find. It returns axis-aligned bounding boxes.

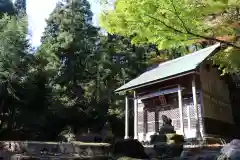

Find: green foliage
[0,0,15,16]
[100,0,240,73]
[0,14,32,138]
[0,14,29,98]
[39,0,100,133]
[37,0,150,138]
[90,34,148,123]
[41,0,99,88]
[14,0,26,16]
[212,46,240,74]
[0,0,163,140]
[0,8,68,140]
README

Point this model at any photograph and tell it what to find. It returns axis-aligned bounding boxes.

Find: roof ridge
[157,43,220,67]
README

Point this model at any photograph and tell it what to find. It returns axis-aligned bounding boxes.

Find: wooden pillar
[192,75,201,139]
[143,108,147,141]
[187,104,191,131]
[124,96,129,139]
[155,109,159,133]
[134,91,138,140]
[200,90,206,138]
[178,84,185,136]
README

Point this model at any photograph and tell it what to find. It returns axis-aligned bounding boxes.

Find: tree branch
[145,13,240,49]
[170,0,190,33]
[145,14,186,34]
[169,0,240,49]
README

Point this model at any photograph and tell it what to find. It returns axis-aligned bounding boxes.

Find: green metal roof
[115,43,221,92]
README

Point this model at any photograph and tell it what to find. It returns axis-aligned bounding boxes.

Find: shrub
[112,139,148,159]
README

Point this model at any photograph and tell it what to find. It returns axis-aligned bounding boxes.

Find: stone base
[0,141,111,159]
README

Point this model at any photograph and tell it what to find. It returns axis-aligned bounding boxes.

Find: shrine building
[115,43,235,142]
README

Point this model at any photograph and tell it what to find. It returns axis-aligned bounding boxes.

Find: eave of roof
[115,43,221,93]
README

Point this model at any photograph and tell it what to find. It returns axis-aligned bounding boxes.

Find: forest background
[0,0,239,140]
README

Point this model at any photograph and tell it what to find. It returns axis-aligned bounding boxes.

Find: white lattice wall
[137,99,204,142]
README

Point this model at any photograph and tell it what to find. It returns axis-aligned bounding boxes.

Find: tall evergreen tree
[0,14,31,138]
[87,34,149,136]
[41,0,98,87]
[39,0,99,133]
[0,0,15,16]
[14,0,26,16]
[39,0,154,135]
